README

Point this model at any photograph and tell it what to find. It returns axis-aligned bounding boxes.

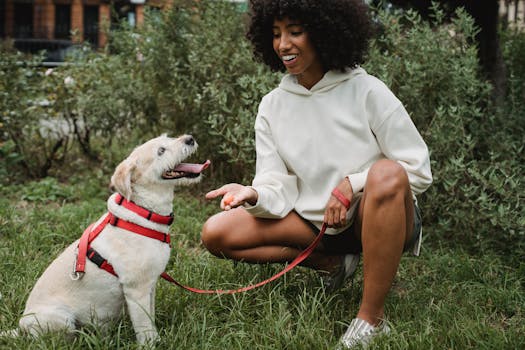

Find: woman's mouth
[281,54,297,65]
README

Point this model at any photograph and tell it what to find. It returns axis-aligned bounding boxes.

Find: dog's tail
[0,329,20,337]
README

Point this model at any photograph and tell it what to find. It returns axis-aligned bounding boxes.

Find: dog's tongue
[173,159,211,174]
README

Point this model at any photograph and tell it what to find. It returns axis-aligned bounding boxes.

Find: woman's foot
[336,317,391,349]
[322,254,360,293]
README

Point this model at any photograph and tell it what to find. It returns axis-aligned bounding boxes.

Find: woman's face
[272,17,324,89]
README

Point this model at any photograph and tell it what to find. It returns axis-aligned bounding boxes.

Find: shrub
[501,28,525,113]
[0,47,72,180]
[59,50,160,160]
[365,5,524,254]
[115,0,280,182]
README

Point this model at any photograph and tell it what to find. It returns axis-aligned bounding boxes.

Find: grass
[0,177,524,349]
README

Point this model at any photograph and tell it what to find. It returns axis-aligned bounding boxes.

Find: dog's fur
[7,134,202,344]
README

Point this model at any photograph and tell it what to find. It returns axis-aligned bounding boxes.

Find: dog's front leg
[122,283,159,345]
[150,284,156,318]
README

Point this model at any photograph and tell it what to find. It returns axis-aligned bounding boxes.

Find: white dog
[5,134,209,344]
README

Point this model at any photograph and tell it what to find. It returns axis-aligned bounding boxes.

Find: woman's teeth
[282,55,297,61]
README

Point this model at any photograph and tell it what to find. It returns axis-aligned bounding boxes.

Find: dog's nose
[184,135,195,146]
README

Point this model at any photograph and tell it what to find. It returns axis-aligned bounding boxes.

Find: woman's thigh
[201,207,320,250]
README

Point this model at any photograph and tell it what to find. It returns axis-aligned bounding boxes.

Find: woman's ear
[110,158,136,200]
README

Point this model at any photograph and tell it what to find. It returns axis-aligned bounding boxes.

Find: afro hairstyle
[246,0,374,72]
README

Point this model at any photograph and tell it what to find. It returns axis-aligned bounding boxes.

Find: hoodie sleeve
[243,113,299,219]
[373,103,433,195]
[349,78,432,196]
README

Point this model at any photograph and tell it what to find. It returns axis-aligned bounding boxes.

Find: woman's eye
[291,31,303,36]
[158,147,166,156]
[272,33,280,38]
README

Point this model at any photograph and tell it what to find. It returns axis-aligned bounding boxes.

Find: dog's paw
[136,329,160,346]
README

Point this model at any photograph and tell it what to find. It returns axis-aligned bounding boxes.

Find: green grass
[0,178,524,349]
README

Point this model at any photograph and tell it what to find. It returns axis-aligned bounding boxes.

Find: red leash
[159,223,327,294]
[163,187,350,294]
[72,186,351,293]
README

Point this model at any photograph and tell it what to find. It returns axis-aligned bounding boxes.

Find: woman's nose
[279,33,292,51]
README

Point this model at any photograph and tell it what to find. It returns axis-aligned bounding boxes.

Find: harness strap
[115,193,174,225]
[87,248,117,276]
[108,213,171,244]
[74,214,111,277]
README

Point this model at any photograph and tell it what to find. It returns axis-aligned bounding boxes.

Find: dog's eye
[157,147,166,156]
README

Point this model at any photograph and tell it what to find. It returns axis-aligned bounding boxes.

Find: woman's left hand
[324,177,353,228]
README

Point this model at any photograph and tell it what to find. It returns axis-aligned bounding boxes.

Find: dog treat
[224,194,234,206]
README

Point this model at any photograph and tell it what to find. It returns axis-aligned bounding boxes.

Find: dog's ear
[110,158,136,200]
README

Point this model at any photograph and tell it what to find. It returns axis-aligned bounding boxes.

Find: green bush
[0,47,73,179]
[60,51,160,160]
[364,6,524,255]
[501,27,525,119]
[115,0,280,182]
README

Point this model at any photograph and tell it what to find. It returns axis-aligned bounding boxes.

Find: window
[0,0,5,38]
[14,3,33,38]
[84,5,99,47]
[55,5,71,40]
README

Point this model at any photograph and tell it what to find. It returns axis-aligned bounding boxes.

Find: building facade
[0,0,168,49]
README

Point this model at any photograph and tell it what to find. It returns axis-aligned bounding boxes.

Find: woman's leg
[353,159,415,326]
[201,207,340,272]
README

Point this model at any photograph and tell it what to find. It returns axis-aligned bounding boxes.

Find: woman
[201,0,432,348]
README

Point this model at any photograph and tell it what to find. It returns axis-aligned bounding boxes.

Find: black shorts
[302,202,422,255]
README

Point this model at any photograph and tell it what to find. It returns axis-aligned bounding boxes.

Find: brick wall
[1,0,164,48]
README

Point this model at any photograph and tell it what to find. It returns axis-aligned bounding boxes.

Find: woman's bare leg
[201,207,340,271]
[353,159,415,326]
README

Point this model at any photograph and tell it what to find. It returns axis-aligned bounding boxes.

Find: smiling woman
[271,18,324,89]
[246,0,373,73]
[201,1,432,349]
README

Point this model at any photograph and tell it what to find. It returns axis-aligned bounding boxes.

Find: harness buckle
[70,248,85,281]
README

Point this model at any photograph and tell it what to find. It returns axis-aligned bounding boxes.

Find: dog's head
[110,134,209,199]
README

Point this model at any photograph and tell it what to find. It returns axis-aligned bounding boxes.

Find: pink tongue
[173,159,211,173]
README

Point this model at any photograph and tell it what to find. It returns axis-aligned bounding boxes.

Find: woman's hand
[324,177,353,228]
[205,183,258,210]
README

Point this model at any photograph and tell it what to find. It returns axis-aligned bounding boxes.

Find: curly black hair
[246,0,374,72]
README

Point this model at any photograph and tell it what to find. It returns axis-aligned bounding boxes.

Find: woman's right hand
[205,183,258,210]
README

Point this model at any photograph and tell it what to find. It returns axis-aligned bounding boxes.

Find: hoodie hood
[278,67,366,96]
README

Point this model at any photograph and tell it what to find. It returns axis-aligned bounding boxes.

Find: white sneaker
[336,317,391,349]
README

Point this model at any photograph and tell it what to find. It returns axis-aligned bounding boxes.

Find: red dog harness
[71,194,172,280]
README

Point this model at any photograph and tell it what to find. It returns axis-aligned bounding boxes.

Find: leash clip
[70,248,85,281]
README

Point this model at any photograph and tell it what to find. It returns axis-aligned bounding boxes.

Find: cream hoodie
[245,68,432,234]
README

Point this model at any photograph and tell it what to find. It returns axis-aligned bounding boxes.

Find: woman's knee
[201,213,230,257]
[365,159,409,203]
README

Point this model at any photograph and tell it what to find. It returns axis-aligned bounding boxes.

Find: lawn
[0,177,523,349]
